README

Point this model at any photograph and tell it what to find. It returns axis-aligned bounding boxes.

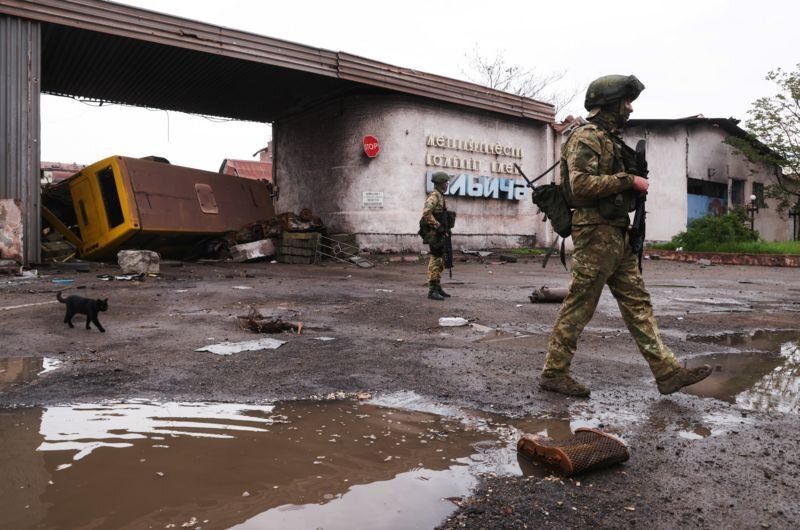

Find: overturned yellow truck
[43,156,275,260]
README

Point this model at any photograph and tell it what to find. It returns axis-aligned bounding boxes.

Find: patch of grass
[649,240,800,254]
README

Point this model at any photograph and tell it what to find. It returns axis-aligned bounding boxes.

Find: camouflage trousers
[427,255,444,283]
[543,224,680,380]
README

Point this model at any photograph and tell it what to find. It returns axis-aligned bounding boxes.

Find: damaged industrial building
[0,0,559,268]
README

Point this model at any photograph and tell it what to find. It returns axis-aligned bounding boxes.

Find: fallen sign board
[196,338,286,355]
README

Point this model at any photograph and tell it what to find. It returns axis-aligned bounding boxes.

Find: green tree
[726,64,800,216]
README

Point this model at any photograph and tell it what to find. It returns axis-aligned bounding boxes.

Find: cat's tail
[56,291,66,303]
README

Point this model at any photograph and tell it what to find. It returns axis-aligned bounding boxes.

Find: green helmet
[584,75,645,111]
[431,171,450,185]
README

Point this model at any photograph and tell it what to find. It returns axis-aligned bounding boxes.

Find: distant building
[622,116,791,242]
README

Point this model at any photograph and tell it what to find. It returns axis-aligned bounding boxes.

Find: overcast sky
[41,0,799,171]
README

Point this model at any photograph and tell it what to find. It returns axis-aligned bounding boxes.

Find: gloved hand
[436,223,448,235]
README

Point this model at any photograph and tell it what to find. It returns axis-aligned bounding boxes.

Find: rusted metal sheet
[0,0,555,124]
[220,159,273,182]
[0,15,41,265]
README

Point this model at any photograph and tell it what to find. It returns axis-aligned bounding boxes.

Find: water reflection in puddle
[0,356,61,392]
[0,397,530,530]
[685,330,800,413]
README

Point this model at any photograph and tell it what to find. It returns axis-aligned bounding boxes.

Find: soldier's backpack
[531,184,573,238]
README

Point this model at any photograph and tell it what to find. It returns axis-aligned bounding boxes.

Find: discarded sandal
[517,428,629,476]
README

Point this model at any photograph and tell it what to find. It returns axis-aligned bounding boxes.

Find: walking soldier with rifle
[538,74,712,397]
[419,171,456,301]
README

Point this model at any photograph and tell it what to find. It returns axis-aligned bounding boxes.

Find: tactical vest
[561,124,637,225]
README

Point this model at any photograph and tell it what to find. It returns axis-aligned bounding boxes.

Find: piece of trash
[469,323,493,333]
[439,317,469,327]
[230,239,276,262]
[624,506,636,512]
[173,289,188,293]
[232,285,252,290]
[156,471,165,477]
[118,249,160,274]
[515,304,523,307]
[241,491,250,497]
[517,428,629,477]
[115,273,145,281]
[529,286,568,303]
[51,278,74,284]
[315,337,336,341]
[196,337,286,355]
[237,307,301,334]
[499,254,518,263]
[180,517,198,528]
[357,392,372,400]
[375,289,394,293]
[698,258,712,266]
[460,248,493,257]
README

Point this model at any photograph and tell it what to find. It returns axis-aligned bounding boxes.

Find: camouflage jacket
[422,189,447,228]
[561,121,636,227]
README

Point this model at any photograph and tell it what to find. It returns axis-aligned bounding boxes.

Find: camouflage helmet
[584,75,645,111]
[431,171,450,185]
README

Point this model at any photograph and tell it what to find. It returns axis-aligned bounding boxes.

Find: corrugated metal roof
[220,159,272,181]
[0,0,555,123]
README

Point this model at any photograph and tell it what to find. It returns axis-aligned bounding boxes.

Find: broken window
[97,167,125,229]
[752,182,766,208]
[731,179,745,206]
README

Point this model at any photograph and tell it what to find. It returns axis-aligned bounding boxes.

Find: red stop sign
[363,135,380,158]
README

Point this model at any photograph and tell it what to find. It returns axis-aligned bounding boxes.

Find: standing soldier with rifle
[420,171,455,301]
[539,74,712,397]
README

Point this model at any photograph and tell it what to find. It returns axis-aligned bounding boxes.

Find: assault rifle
[513,161,572,269]
[435,211,454,278]
[629,139,648,271]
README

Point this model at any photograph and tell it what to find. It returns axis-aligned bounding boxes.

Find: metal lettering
[467,175,483,197]
[426,136,436,147]
[483,176,499,198]
[514,181,527,200]
[449,174,466,196]
[436,136,445,148]
[499,178,514,199]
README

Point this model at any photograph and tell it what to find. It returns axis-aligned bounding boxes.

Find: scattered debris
[469,323,494,333]
[439,317,469,327]
[0,259,19,274]
[51,279,74,285]
[196,337,286,355]
[375,289,394,293]
[698,258,713,266]
[1,300,60,312]
[118,250,160,274]
[460,248,493,257]
[529,286,568,303]
[232,286,252,290]
[97,273,146,281]
[315,337,336,341]
[238,307,301,334]
[499,254,518,263]
[0,199,23,262]
[230,239,276,262]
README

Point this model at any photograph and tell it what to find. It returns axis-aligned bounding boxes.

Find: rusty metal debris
[517,428,630,476]
[315,234,373,268]
[529,286,568,303]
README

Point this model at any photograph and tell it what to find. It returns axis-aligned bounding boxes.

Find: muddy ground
[1,255,799,529]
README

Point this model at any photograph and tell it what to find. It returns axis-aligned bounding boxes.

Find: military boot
[656,365,712,395]
[437,286,451,298]
[539,372,590,398]
[428,283,445,301]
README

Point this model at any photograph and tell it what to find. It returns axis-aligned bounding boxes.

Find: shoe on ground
[437,287,451,298]
[656,365,712,395]
[428,289,445,301]
[539,373,590,397]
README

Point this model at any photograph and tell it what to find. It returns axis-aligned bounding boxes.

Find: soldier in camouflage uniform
[539,75,711,397]
[422,171,452,301]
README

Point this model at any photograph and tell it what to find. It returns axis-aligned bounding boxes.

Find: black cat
[57,292,108,332]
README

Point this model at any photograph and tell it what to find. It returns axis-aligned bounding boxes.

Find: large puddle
[684,330,800,413]
[1,395,556,530]
[0,356,61,392]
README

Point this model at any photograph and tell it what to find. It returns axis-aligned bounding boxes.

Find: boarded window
[97,167,125,229]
